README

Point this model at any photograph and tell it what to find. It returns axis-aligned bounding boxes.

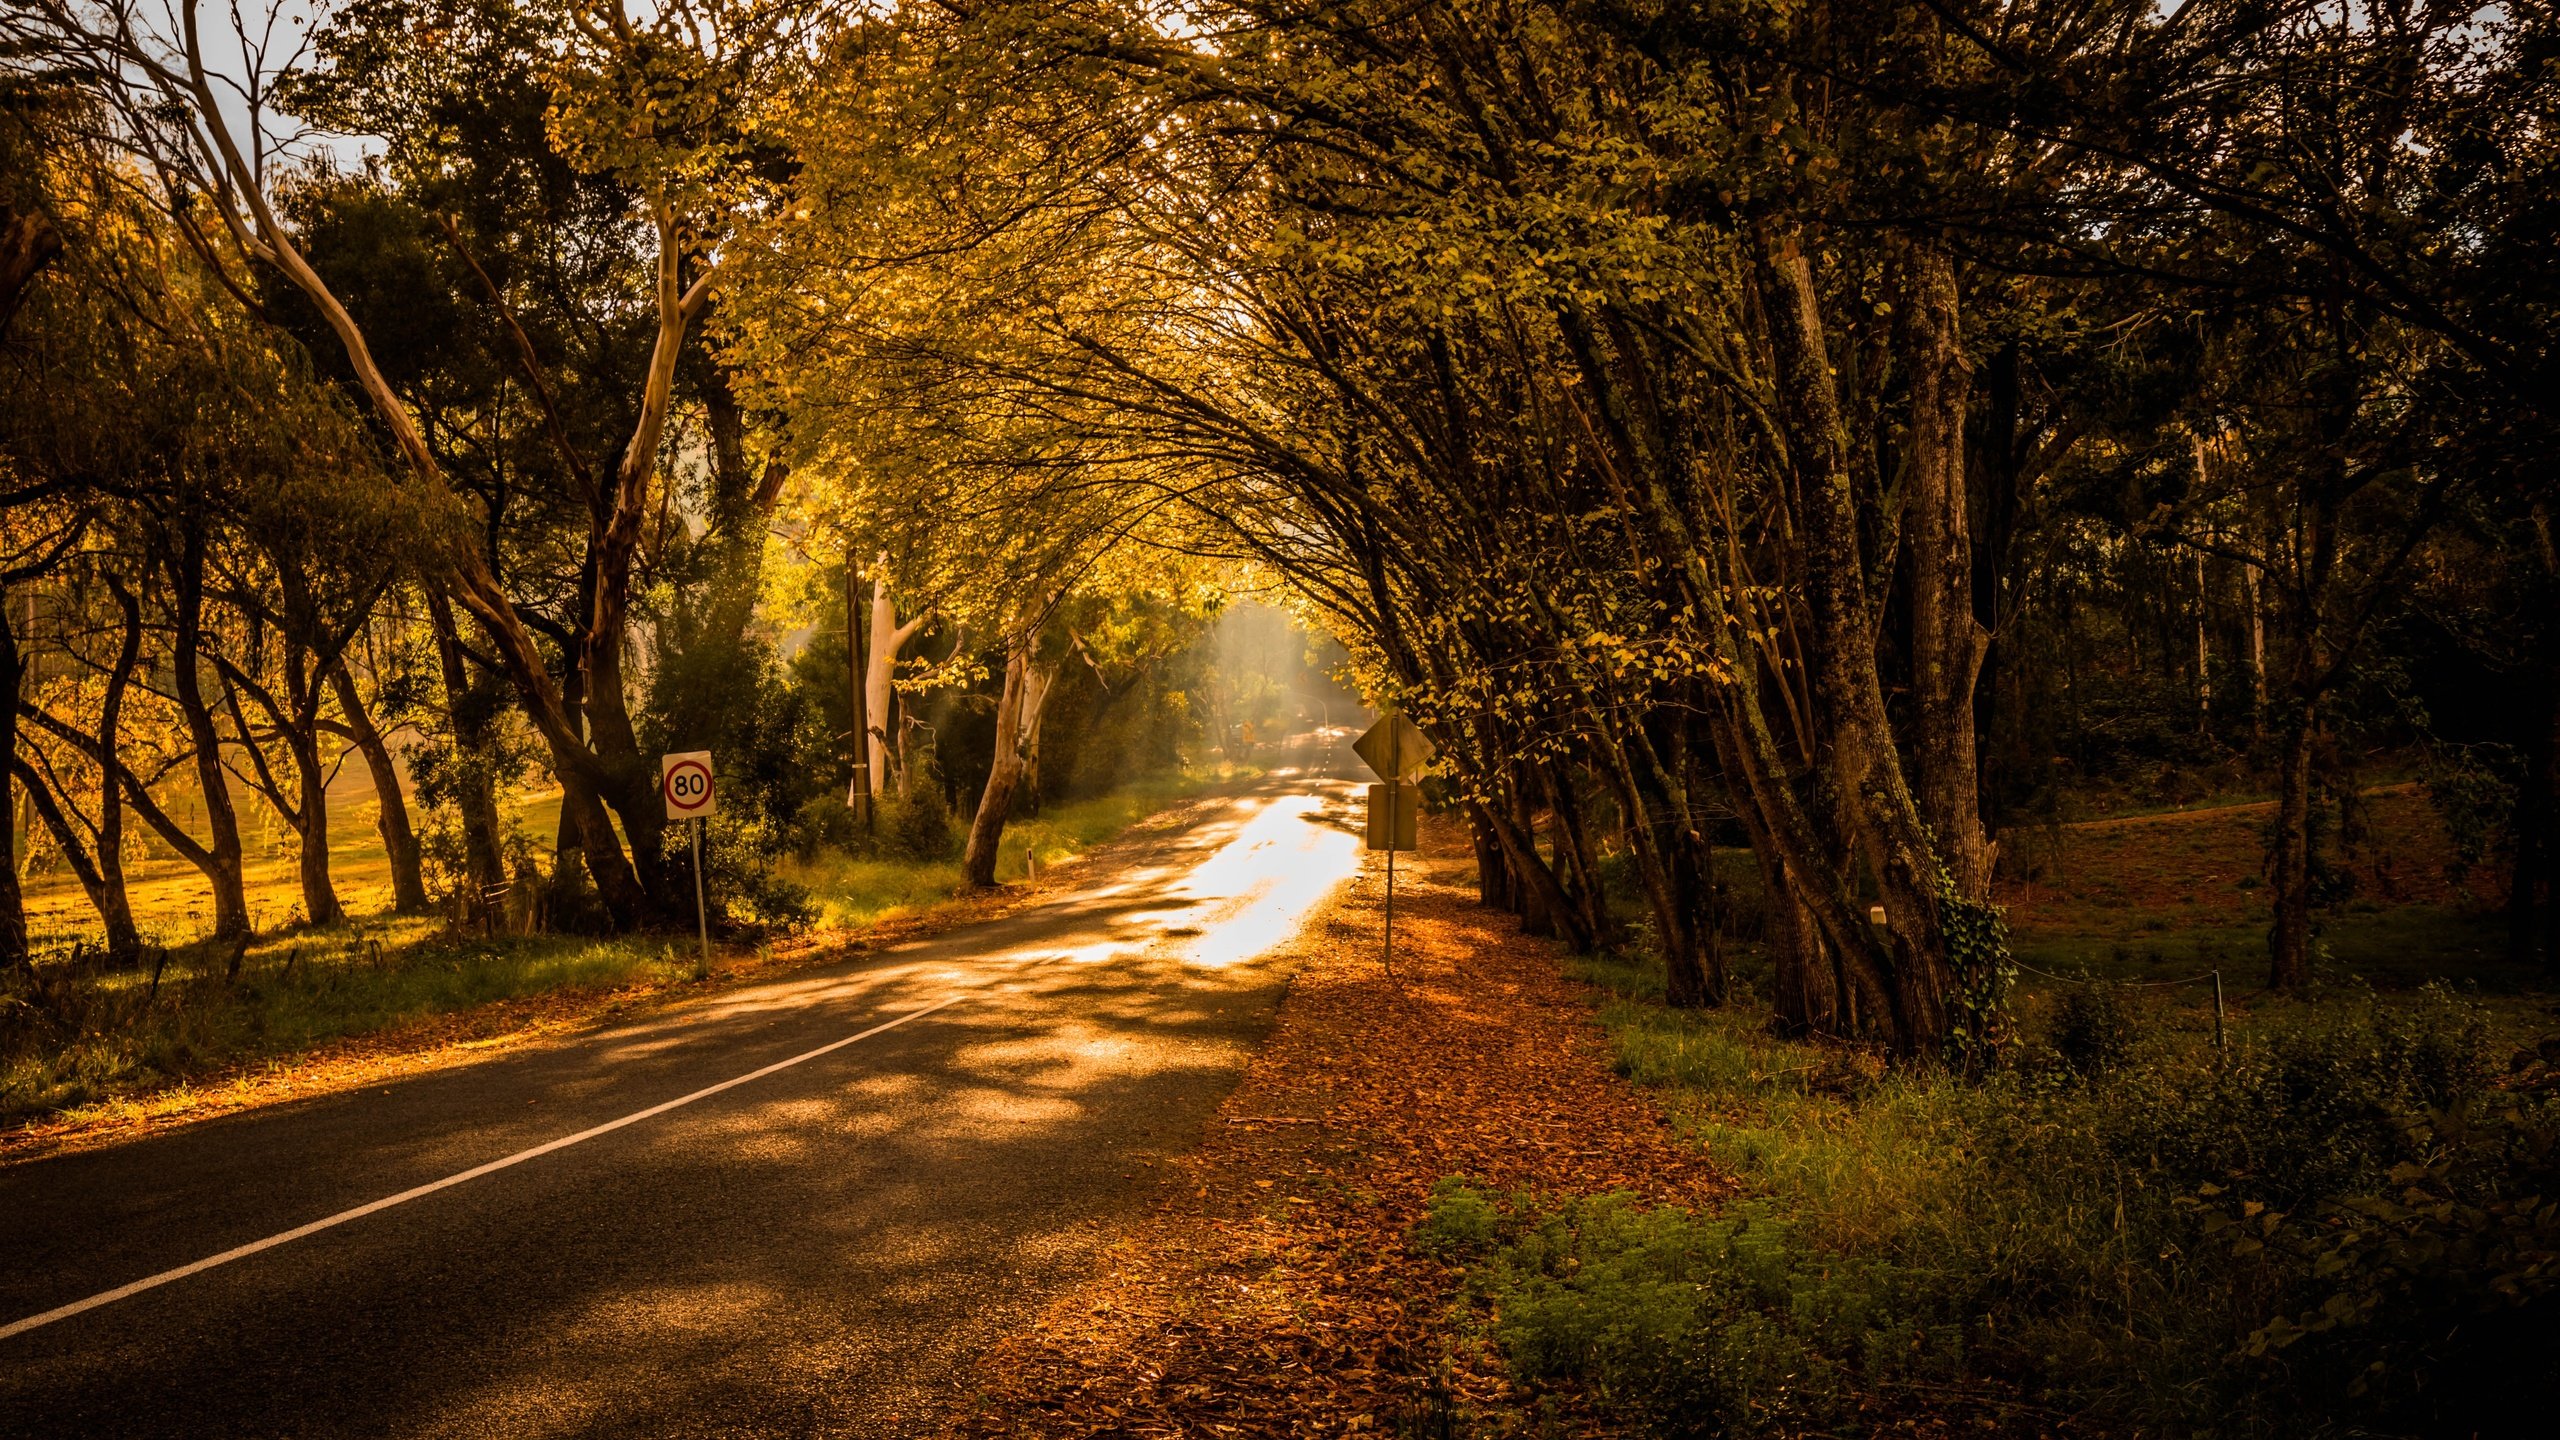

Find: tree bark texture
[1900,247,1992,898]
[964,635,1056,888]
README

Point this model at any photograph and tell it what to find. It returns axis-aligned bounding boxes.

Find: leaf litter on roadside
[946,844,1730,1438]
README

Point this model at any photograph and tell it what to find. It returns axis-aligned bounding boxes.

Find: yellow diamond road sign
[1353,712,1434,781]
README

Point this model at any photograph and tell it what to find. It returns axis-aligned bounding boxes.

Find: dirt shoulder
[947,839,1728,1437]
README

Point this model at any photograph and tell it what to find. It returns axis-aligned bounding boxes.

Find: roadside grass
[1428,953,2559,1436]
[4,764,1251,1131]
[1001,764,1263,876]
[0,921,693,1125]
[1434,791,2555,1435]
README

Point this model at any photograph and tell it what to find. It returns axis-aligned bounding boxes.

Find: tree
[23,0,814,929]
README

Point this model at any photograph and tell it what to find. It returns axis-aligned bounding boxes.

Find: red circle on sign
[663,759,713,809]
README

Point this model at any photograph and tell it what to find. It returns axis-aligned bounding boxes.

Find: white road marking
[2,762,1357,1347]
[0,993,970,1343]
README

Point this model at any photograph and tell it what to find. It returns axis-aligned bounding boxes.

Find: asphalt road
[0,737,1362,1438]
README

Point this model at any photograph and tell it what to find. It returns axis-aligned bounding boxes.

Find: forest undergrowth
[1424,954,2560,1437]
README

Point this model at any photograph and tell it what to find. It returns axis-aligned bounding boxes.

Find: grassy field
[3,763,1256,1129]
[15,785,568,952]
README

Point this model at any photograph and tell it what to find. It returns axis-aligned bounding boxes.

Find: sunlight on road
[1167,792,1361,969]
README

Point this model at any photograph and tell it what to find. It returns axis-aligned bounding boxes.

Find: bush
[2047,982,2138,1077]
[790,788,957,865]
[791,793,862,857]
[877,788,958,862]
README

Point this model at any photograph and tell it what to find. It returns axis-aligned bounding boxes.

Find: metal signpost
[1354,712,1434,975]
[661,751,717,975]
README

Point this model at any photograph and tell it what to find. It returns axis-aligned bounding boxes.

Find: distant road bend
[0,731,1362,1438]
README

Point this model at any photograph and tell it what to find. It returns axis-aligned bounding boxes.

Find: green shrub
[2047,982,2137,1077]
[878,787,959,862]
[2208,1086,2560,1435]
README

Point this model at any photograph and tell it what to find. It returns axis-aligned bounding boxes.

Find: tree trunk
[172,533,251,940]
[1542,761,1610,948]
[867,572,927,800]
[428,591,507,923]
[2267,710,2318,988]
[2510,667,2557,969]
[287,724,344,927]
[1755,222,1957,1056]
[572,618,662,923]
[1901,247,1992,898]
[1504,764,1559,938]
[2,579,30,971]
[91,580,143,953]
[9,760,143,956]
[1583,718,1719,1005]
[329,662,428,914]
[2246,563,2268,739]
[964,635,1056,888]
[1467,802,1512,910]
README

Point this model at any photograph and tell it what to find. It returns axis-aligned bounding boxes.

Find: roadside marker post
[1354,713,1433,977]
[662,751,718,977]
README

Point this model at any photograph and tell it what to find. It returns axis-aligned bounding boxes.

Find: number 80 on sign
[661,751,717,820]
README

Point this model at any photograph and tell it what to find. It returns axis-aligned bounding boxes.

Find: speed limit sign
[661,751,717,820]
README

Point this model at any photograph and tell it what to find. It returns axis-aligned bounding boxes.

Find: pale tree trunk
[2196,550,2213,730]
[328,661,428,914]
[964,635,1056,888]
[1902,246,1991,899]
[866,571,926,800]
[2247,562,2268,737]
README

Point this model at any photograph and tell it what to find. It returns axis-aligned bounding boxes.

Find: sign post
[1354,713,1434,976]
[661,751,717,976]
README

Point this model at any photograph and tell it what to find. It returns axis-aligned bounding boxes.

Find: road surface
[0,737,1363,1438]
